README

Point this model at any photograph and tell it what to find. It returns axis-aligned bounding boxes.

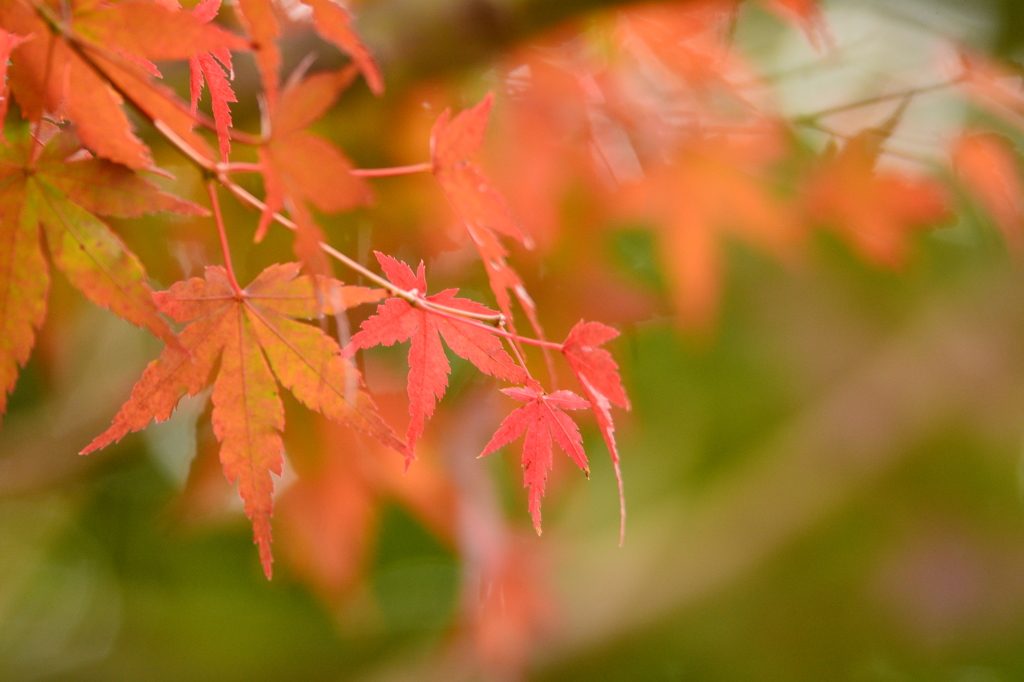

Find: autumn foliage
[3,0,1024,675]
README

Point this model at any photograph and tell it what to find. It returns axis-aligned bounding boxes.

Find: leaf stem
[155,121,215,171]
[350,162,433,178]
[208,181,244,296]
[502,319,536,382]
[417,302,562,350]
[218,161,264,174]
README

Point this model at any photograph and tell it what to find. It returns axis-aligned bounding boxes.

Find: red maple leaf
[480,386,590,534]
[151,0,236,161]
[347,252,526,464]
[562,320,630,543]
[430,93,546,338]
[188,0,237,161]
[82,262,402,578]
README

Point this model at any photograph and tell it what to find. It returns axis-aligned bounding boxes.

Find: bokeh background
[6,0,1024,680]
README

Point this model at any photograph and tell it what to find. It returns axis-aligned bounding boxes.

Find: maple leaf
[256,66,373,273]
[480,386,590,534]
[347,252,527,464]
[185,0,237,161]
[0,127,203,423]
[82,262,403,578]
[623,131,797,328]
[277,414,456,602]
[1,0,248,169]
[562,320,630,543]
[805,129,950,268]
[430,93,546,338]
[471,533,555,675]
[952,131,1024,256]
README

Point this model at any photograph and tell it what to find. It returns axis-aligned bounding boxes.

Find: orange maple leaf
[626,132,796,328]
[952,130,1024,256]
[277,414,456,602]
[0,31,31,143]
[188,0,237,161]
[805,130,951,267]
[82,262,403,578]
[0,126,203,423]
[1,0,247,169]
[256,66,373,273]
[231,0,383,105]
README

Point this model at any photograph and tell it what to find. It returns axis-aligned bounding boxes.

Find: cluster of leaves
[0,0,630,611]
[6,0,1024,673]
[487,0,1024,332]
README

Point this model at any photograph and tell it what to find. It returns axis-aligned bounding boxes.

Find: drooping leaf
[233,0,282,111]
[470,532,555,675]
[480,386,590,534]
[347,252,526,465]
[0,128,202,423]
[82,262,402,578]
[277,414,457,602]
[952,131,1024,255]
[187,0,237,161]
[302,0,384,96]
[430,93,545,338]
[562,320,630,543]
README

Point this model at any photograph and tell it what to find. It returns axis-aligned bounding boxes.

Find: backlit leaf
[481,386,590,534]
[82,262,400,578]
[347,253,526,465]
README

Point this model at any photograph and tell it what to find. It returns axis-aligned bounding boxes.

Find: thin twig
[218,161,264,174]
[350,162,433,178]
[797,77,964,121]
